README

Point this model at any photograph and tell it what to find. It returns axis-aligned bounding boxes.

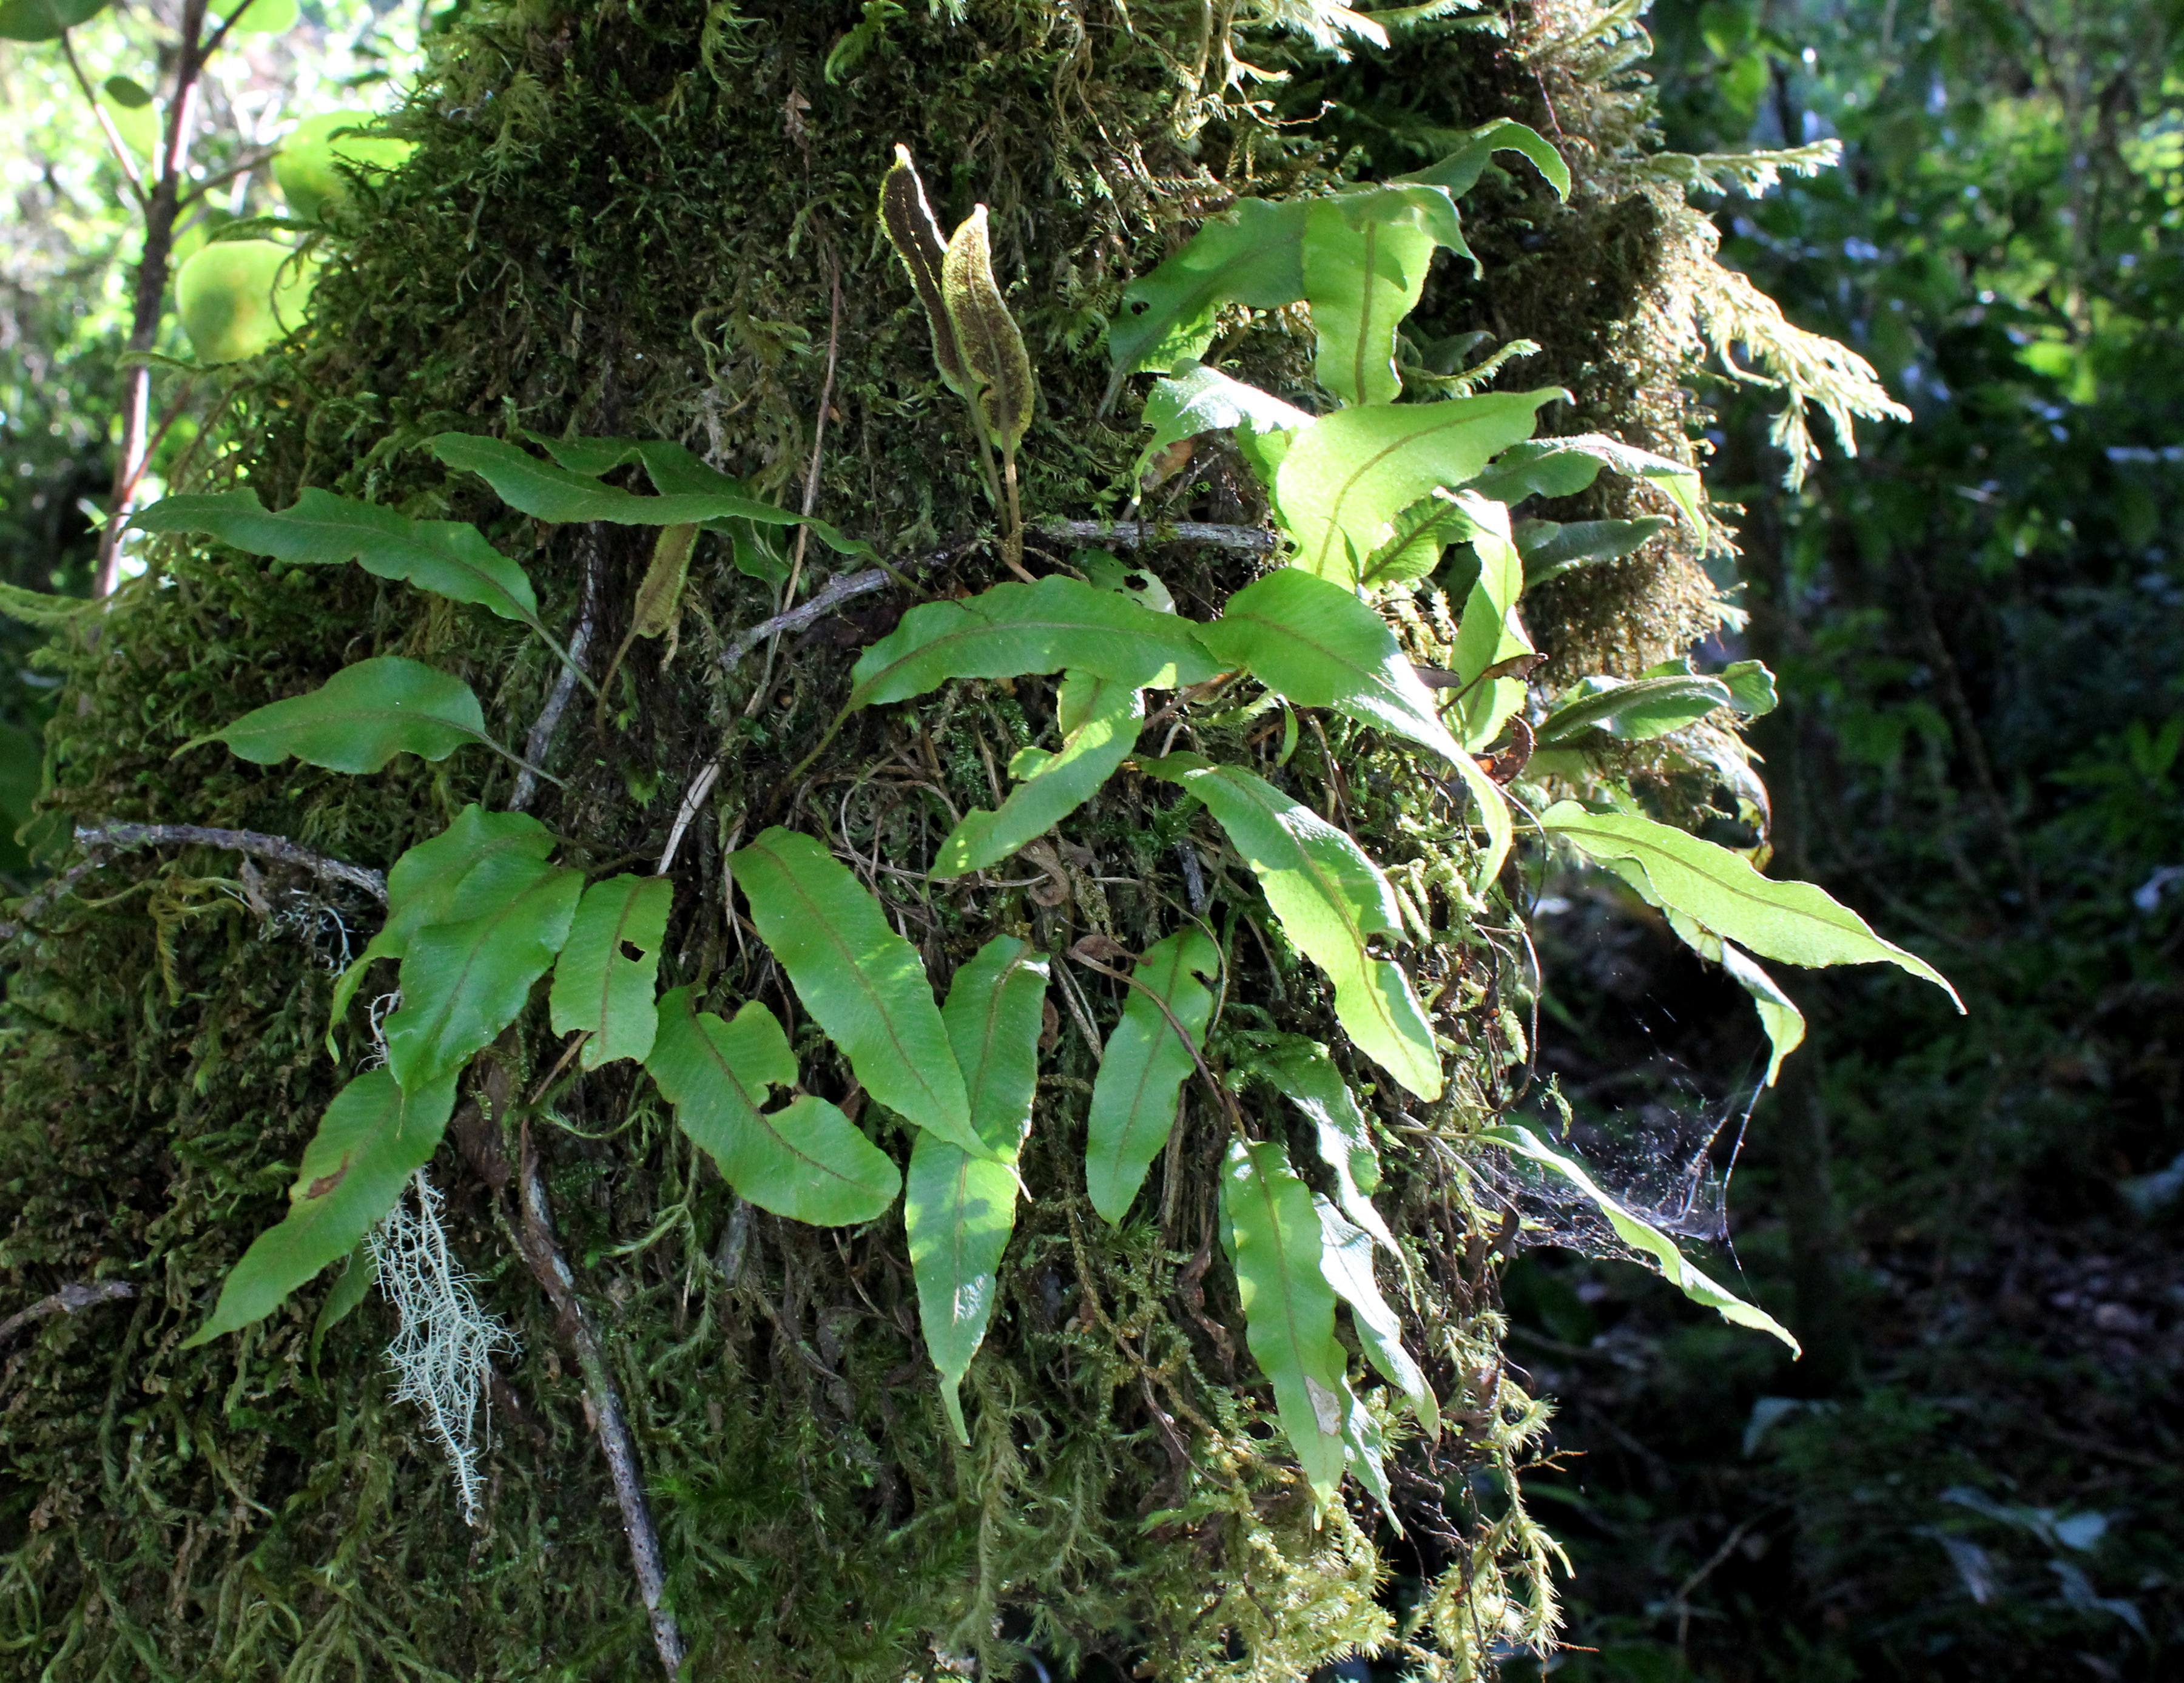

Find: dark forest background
[4,1,2178,1678]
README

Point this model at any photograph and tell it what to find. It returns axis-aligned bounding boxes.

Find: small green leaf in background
[728,828,984,1157]
[1196,568,1461,766]
[940,204,1036,454]
[309,1239,376,1371]
[1130,362,1312,489]
[383,865,581,1089]
[329,805,558,1033]
[173,240,318,363]
[223,0,298,35]
[1302,196,1439,406]
[1272,389,1564,584]
[0,0,107,44]
[646,988,900,1227]
[272,111,416,223]
[848,575,1219,710]
[132,487,543,630]
[932,670,1142,877]
[1534,673,1734,746]
[1149,757,1443,1101]
[1539,800,1964,1006]
[1447,750,1515,889]
[1482,1123,1799,1351]
[1222,1137,1352,1500]
[548,874,674,1070]
[184,1068,456,1346]
[184,656,490,774]
[1262,1037,1395,1255]
[1315,1198,1437,1437]
[1085,926,1219,1224]
[427,433,867,556]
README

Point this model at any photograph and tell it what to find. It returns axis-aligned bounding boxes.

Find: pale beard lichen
[366,1170,517,1527]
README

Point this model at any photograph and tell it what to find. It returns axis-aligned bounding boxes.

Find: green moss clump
[1,2,1731,1678]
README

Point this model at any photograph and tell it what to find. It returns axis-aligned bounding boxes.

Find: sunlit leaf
[428,433,868,556]
[728,828,984,1157]
[848,575,1219,710]
[1315,1198,1437,1436]
[1147,756,1441,1100]
[1534,674,1734,746]
[1303,197,1440,405]
[273,111,416,223]
[329,806,558,1036]
[184,656,491,774]
[941,934,1050,1159]
[1540,801,1963,1005]
[1222,1136,1352,1499]
[1446,493,1532,750]
[1482,1122,1799,1351]
[548,874,674,1070]
[646,988,900,1226]
[1463,433,1702,531]
[1085,926,1219,1224]
[184,1068,456,1345]
[1718,658,1778,717]
[1106,197,1311,388]
[1131,362,1312,488]
[932,670,1143,877]
[1196,568,1461,764]
[383,864,581,1089]
[1391,116,1571,202]
[132,487,542,629]
[1272,390,1563,584]
[173,240,318,363]
[1261,1036,1395,1253]
[908,937,1046,1442]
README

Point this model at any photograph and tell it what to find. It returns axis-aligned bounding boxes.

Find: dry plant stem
[510,1122,687,1678]
[1038,518,1276,555]
[96,0,219,598]
[0,1280,135,1350]
[512,534,603,814]
[716,567,889,670]
[73,821,389,898]
[758,251,844,698]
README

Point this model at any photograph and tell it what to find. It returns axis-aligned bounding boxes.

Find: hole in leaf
[619,940,645,962]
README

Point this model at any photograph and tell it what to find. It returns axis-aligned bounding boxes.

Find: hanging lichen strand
[0,3,1937,1681]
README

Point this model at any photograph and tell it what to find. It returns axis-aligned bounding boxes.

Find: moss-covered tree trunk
[0,3,1733,1678]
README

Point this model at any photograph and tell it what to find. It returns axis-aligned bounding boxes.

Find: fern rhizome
[0,3,1941,1680]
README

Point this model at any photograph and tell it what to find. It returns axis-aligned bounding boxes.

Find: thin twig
[1038,518,1276,555]
[511,535,603,813]
[58,30,148,204]
[73,823,388,898]
[717,567,889,671]
[0,1281,136,1351]
[510,1123,686,1678]
[757,249,844,698]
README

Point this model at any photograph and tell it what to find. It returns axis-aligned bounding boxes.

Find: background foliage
[1509,1,2184,1678]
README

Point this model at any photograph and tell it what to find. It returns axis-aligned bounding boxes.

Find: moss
[1,2,1724,1678]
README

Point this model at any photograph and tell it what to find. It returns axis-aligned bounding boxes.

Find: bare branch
[511,535,604,813]
[717,566,889,671]
[1038,518,1276,555]
[0,1281,136,1351]
[75,823,388,899]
